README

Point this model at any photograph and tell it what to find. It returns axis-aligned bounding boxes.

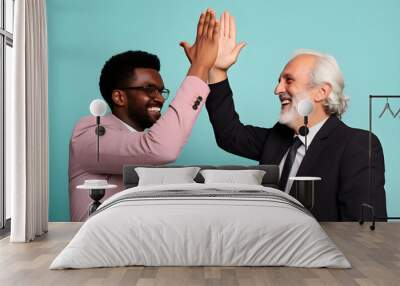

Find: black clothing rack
[359,95,400,230]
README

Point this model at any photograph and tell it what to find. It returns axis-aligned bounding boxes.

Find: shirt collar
[297,117,329,146]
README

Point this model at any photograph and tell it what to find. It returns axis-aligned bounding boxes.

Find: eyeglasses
[118,85,170,100]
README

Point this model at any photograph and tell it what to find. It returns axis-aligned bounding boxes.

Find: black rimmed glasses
[119,85,170,100]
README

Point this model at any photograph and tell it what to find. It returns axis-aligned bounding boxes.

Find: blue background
[46,0,400,221]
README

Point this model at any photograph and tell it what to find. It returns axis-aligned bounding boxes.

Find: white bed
[50,183,351,269]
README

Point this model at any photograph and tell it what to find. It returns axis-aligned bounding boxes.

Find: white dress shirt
[279,117,328,193]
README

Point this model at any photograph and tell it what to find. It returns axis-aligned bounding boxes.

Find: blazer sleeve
[70,76,209,174]
[338,131,387,221]
[206,79,270,161]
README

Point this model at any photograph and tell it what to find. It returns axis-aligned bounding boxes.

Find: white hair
[292,49,349,118]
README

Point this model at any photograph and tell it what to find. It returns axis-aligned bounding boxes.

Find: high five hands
[181,10,246,84]
[180,8,220,83]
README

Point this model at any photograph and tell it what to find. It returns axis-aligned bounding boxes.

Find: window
[1,0,14,231]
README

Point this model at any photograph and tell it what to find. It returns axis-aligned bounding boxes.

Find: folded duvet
[50,183,351,269]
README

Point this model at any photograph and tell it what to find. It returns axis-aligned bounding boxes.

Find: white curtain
[6,0,49,242]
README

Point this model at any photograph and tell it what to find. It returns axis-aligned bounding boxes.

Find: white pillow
[200,169,266,185]
[135,167,201,186]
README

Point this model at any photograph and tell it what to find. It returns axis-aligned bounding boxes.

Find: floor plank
[0,222,399,286]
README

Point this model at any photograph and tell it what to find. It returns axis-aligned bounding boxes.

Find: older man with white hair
[199,11,387,221]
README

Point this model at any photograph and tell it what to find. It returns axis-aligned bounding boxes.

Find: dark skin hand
[180,8,220,82]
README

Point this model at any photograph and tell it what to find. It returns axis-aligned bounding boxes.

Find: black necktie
[279,137,303,191]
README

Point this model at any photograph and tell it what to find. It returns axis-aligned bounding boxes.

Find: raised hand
[180,8,220,82]
[209,11,246,83]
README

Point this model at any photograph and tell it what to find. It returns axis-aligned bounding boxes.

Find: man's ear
[111,90,127,107]
[314,83,332,102]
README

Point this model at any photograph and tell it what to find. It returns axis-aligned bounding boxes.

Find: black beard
[138,118,154,129]
[126,105,154,131]
[130,113,154,130]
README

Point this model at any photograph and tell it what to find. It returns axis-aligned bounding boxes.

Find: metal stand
[95,116,106,162]
[88,188,105,215]
[359,203,376,230]
[290,177,321,211]
[293,180,314,210]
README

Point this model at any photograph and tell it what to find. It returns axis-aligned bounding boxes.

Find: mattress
[50,183,351,269]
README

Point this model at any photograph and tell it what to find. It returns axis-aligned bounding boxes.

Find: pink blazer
[69,76,209,221]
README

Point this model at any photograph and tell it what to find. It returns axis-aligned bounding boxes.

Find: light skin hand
[180,8,220,83]
[209,11,246,84]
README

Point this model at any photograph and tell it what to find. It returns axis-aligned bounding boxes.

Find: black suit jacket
[206,79,387,221]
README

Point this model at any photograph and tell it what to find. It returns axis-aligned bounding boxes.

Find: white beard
[278,105,297,125]
[278,91,311,127]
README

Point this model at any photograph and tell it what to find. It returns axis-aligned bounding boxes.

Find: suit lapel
[263,123,294,164]
[296,116,340,177]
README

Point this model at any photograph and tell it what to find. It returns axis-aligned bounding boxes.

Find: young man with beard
[191,11,387,221]
[69,9,219,221]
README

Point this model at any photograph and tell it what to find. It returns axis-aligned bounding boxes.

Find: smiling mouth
[147,106,162,116]
[148,106,161,112]
[280,96,292,108]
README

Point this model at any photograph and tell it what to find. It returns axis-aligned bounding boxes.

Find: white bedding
[50,183,351,269]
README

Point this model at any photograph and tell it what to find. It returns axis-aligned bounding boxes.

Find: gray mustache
[279,93,292,102]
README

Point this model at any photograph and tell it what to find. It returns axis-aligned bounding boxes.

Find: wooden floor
[0,222,399,286]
